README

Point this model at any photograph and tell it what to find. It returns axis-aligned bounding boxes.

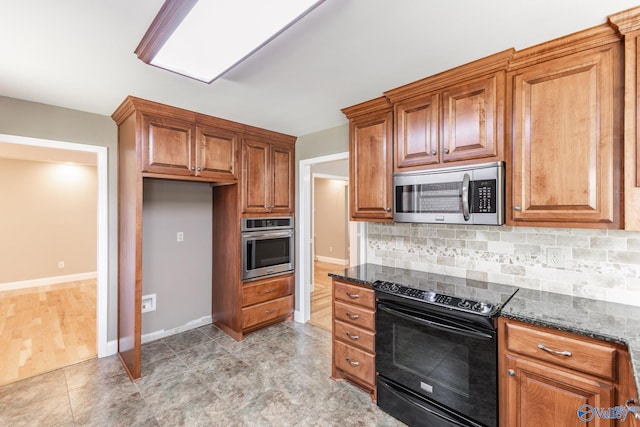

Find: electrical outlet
[177,232,184,242]
[58,261,65,269]
[142,294,156,313]
[546,248,564,269]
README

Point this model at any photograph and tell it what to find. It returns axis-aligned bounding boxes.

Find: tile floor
[0,321,405,426]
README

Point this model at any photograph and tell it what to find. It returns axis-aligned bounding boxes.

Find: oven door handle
[378,377,483,427]
[241,230,293,239]
[377,303,493,340]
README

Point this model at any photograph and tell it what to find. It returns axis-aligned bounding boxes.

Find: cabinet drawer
[504,321,616,380]
[334,281,375,309]
[242,275,293,307]
[334,340,375,386]
[242,295,292,329]
[334,319,375,353]
[334,301,375,330]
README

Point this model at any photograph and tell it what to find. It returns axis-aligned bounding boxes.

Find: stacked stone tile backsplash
[366,222,640,307]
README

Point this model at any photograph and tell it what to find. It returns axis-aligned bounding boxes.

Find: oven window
[393,323,469,398]
[246,237,290,269]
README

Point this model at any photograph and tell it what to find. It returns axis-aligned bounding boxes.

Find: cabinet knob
[507,369,516,377]
[430,150,437,155]
[385,207,391,212]
[191,166,196,171]
[197,167,202,172]
[444,148,450,154]
[514,205,522,211]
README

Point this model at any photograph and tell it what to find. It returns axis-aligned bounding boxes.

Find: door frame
[0,133,109,357]
[296,151,365,323]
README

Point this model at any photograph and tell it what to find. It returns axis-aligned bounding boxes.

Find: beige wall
[314,178,348,262]
[0,158,97,282]
[0,95,118,340]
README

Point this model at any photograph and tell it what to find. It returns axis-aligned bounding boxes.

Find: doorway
[0,134,108,385]
[296,152,365,326]
[309,176,348,331]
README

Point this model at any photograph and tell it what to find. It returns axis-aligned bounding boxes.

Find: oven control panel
[372,280,495,315]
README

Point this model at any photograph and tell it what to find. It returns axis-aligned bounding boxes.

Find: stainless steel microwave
[394,161,505,225]
[241,217,294,281]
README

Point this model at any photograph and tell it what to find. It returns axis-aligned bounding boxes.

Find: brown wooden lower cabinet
[240,274,294,333]
[331,278,376,400]
[499,318,638,427]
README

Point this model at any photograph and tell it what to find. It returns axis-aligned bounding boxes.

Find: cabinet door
[270,144,294,213]
[141,114,195,176]
[510,45,622,227]
[442,73,501,163]
[242,139,270,213]
[395,93,439,169]
[350,111,393,221]
[502,354,614,427]
[195,126,238,180]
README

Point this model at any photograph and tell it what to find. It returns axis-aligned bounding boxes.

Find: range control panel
[372,280,495,316]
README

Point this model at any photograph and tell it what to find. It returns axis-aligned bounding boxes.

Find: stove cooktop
[372,278,517,318]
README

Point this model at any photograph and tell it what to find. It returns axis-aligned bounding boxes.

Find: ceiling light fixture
[135,0,324,83]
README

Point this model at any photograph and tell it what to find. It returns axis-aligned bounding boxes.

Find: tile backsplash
[366,223,640,307]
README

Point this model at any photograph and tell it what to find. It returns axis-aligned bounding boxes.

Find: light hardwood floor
[0,279,96,386]
[309,260,344,332]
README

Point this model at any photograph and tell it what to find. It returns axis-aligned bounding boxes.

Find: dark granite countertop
[328,263,640,397]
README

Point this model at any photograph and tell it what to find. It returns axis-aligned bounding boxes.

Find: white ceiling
[1,0,639,137]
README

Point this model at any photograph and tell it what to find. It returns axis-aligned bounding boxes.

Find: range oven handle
[378,377,483,427]
[377,303,493,340]
[462,173,471,221]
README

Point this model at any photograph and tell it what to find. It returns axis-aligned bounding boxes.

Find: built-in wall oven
[241,217,294,281]
[373,279,516,427]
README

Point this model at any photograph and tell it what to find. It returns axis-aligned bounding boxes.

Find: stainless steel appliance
[394,161,505,225]
[373,278,517,427]
[241,217,294,281]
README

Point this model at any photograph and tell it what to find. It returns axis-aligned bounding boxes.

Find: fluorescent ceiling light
[136,0,324,83]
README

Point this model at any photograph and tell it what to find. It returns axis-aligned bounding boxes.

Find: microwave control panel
[471,180,497,213]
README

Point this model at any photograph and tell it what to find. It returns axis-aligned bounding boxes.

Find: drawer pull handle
[537,344,572,357]
[345,312,360,320]
[264,288,275,293]
[625,398,640,420]
[265,309,276,314]
[345,292,360,299]
[507,369,516,377]
[345,357,360,367]
[346,332,360,340]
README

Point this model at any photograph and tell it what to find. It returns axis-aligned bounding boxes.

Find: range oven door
[241,229,294,281]
[376,295,497,427]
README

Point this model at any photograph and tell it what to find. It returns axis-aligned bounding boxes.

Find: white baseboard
[104,340,118,357]
[0,272,98,292]
[141,315,213,344]
[294,310,306,323]
[315,255,349,265]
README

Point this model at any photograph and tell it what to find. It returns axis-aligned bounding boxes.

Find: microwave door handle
[462,173,470,221]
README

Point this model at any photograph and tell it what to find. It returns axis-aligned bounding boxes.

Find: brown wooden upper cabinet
[141,114,239,181]
[507,25,624,229]
[392,73,504,171]
[386,50,512,173]
[241,138,294,214]
[342,97,394,222]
